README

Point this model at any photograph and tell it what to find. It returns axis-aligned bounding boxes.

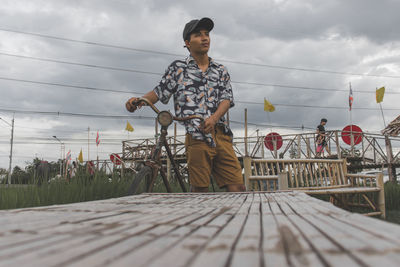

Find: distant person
[70,161,77,178]
[125,18,245,192]
[316,118,331,157]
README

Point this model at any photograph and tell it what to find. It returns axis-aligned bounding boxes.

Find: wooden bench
[243,157,386,218]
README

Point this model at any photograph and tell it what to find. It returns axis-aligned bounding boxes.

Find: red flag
[349,84,353,111]
[65,150,71,165]
[96,131,100,146]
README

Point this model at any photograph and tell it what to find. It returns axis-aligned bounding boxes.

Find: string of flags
[262,85,386,113]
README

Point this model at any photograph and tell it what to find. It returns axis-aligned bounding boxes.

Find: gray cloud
[0,0,399,168]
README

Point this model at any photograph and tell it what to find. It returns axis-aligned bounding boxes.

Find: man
[125,17,245,192]
[316,118,331,157]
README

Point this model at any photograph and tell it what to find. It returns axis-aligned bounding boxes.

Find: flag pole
[87,127,90,161]
[379,103,386,128]
[267,112,272,132]
[349,82,354,156]
[376,87,386,128]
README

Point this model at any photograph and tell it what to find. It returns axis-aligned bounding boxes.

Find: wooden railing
[244,158,349,190]
[243,157,386,218]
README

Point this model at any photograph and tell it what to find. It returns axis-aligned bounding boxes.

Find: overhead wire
[0,27,398,147]
[1,27,400,78]
[1,74,400,96]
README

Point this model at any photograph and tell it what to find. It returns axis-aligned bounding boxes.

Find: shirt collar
[185,55,218,68]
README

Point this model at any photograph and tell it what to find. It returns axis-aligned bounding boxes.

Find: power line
[1,27,400,78]
[235,100,400,110]
[0,52,161,76]
[0,76,142,95]
[1,53,399,96]
[0,107,153,119]
[0,102,399,123]
[1,75,399,96]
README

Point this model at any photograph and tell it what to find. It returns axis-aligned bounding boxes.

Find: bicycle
[128,98,203,195]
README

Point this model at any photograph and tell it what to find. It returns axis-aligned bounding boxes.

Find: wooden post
[243,156,252,190]
[297,135,301,159]
[351,131,355,157]
[376,172,386,219]
[166,157,171,181]
[244,108,248,157]
[174,123,177,155]
[121,160,124,179]
[155,118,158,142]
[384,135,396,182]
[261,137,265,159]
[278,172,288,190]
[273,139,277,159]
[335,131,341,159]
[361,135,365,164]
[306,138,311,158]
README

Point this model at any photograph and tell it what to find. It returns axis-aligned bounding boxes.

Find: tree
[11,166,30,184]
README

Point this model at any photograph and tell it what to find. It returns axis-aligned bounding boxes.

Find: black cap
[183,17,214,41]
[321,118,328,122]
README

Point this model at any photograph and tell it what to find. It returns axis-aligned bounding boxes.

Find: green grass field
[1,174,399,226]
[0,174,133,210]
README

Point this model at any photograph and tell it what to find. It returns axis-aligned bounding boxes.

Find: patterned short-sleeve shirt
[153,55,234,147]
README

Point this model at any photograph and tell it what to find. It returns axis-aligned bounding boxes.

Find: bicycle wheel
[128,166,153,195]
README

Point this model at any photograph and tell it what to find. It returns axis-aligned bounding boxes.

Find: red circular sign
[110,153,122,165]
[264,132,283,151]
[341,125,363,145]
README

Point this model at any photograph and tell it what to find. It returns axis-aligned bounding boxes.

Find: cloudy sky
[1,0,400,169]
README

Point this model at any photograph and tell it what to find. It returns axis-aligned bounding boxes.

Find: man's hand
[202,115,218,134]
[125,97,144,112]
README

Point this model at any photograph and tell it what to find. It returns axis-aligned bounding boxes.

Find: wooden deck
[1,192,400,267]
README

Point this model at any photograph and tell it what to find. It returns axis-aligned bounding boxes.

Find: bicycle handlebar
[133,98,204,122]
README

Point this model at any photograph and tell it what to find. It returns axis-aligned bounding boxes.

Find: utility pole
[8,116,14,185]
[88,127,90,161]
[0,116,14,185]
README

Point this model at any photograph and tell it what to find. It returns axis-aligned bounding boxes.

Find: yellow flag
[264,98,275,112]
[78,149,83,163]
[376,87,385,103]
[125,121,134,132]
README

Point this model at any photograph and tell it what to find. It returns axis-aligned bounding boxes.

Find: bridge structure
[119,128,400,182]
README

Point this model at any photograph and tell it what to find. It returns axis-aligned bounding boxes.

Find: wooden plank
[294,193,400,242]
[302,187,381,195]
[271,192,361,266]
[0,192,399,267]
[66,195,239,267]
[281,193,400,266]
[229,193,263,267]
[263,193,329,266]
[249,175,279,180]
[186,194,255,267]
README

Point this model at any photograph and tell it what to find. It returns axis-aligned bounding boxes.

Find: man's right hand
[125,97,143,112]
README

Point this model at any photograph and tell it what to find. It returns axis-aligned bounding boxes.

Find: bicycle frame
[143,123,187,192]
[130,97,203,193]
